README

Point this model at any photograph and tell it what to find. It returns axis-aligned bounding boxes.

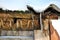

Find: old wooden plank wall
[0,13,40,30]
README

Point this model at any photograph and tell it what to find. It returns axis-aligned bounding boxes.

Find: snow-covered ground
[51,19,60,36]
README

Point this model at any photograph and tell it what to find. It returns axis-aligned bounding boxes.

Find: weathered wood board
[0,13,40,31]
[0,31,33,40]
[34,30,50,40]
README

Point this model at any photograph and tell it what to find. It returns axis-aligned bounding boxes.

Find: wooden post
[20,20,22,29]
[27,20,30,28]
[32,14,34,28]
[16,20,19,28]
[10,20,12,27]
[0,19,3,36]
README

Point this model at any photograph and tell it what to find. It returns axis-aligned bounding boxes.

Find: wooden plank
[1,30,33,36]
[34,30,50,40]
[0,38,33,40]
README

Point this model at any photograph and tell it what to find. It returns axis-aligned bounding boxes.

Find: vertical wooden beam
[27,20,30,28]
[20,20,22,29]
[1,19,3,27]
[10,20,12,27]
[32,14,34,28]
[0,19,1,36]
[0,18,3,36]
[16,20,19,28]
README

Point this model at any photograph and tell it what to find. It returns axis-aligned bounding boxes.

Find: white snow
[51,19,60,36]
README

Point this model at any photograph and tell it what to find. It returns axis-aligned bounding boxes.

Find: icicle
[40,12,43,31]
